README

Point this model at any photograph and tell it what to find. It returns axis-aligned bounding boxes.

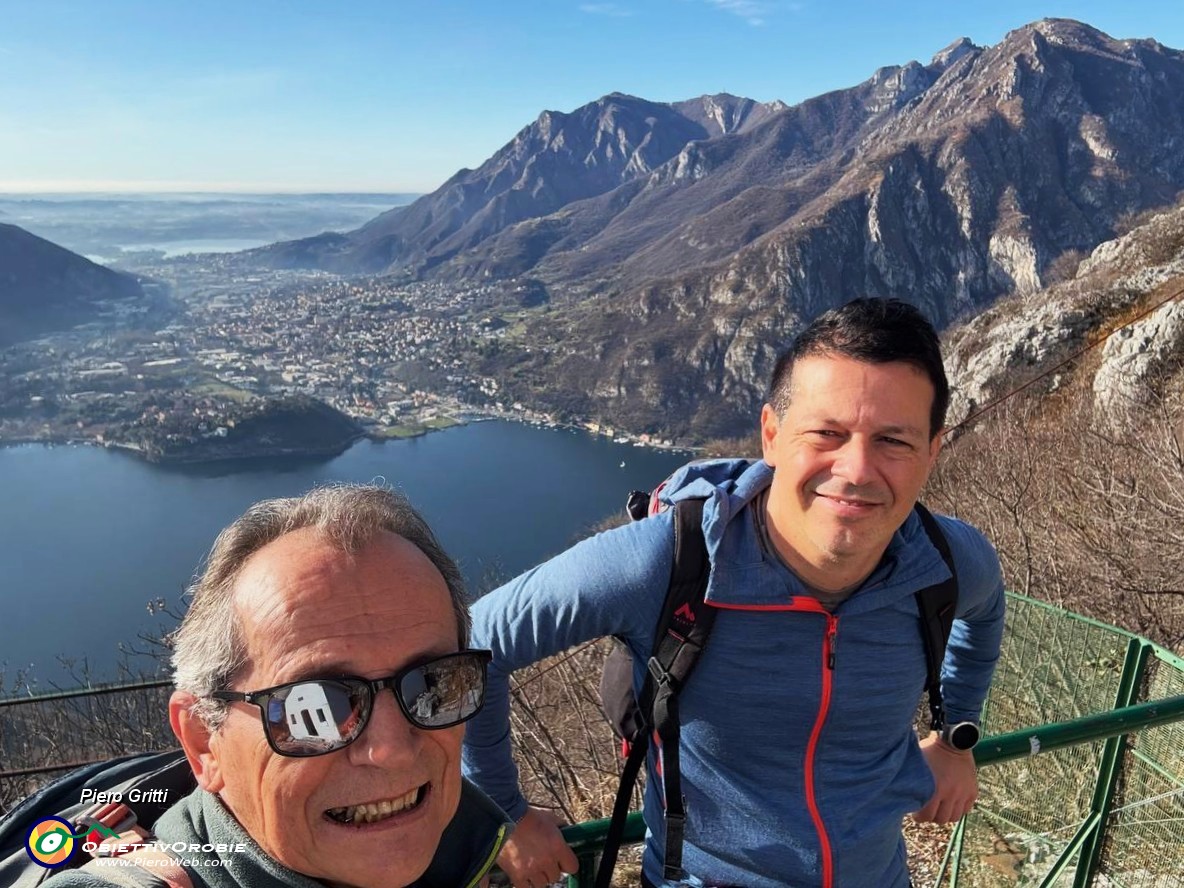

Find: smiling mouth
[818,494,880,507]
[325,784,427,825]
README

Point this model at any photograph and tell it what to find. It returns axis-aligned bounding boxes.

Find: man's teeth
[327,787,422,823]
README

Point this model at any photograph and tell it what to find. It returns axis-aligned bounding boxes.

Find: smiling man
[463,298,1006,887]
[48,486,509,888]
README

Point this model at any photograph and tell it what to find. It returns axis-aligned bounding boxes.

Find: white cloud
[578,3,634,16]
[704,0,772,26]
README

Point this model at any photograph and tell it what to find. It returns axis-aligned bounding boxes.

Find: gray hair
[172,484,469,728]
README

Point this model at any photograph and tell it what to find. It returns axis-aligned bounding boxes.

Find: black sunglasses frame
[210,649,493,758]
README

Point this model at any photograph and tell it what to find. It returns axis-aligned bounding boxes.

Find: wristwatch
[939,721,981,751]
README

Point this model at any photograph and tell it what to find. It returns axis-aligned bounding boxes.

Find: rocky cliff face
[943,198,1184,431]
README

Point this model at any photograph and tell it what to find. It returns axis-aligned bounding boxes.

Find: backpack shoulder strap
[596,497,715,888]
[912,502,959,731]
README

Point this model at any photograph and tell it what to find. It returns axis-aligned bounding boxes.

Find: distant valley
[0,192,417,264]
[2,18,1183,453]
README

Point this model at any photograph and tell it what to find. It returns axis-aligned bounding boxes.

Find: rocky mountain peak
[868,60,934,112]
[931,37,979,69]
[1030,17,1116,47]
[249,19,1184,441]
[672,92,788,137]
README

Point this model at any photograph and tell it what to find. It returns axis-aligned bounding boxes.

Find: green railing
[558,594,1184,887]
[3,594,1181,886]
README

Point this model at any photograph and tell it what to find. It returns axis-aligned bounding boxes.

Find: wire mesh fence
[941,594,1184,888]
[0,680,174,814]
[1097,650,1184,888]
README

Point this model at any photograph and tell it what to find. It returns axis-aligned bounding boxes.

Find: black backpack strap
[912,503,959,731]
[595,498,715,888]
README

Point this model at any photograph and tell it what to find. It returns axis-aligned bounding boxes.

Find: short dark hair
[768,298,948,437]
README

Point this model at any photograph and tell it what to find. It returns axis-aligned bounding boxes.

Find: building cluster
[1,256,683,451]
[1,261,540,444]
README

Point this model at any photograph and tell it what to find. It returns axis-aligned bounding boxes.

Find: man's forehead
[788,356,933,396]
[231,527,454,668]
[784,356,934,426]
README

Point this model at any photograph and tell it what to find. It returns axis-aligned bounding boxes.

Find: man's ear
[170,690,225,793]
[929,429,945,466]
[760,404,781,464]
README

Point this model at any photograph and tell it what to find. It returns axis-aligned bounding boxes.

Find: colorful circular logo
[25,816,77,868]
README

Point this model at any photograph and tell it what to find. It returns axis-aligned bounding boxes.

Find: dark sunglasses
[210,649,492,757]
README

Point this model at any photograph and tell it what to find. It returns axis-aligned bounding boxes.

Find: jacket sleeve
[461,513,675,820]
[939,518,1007,725]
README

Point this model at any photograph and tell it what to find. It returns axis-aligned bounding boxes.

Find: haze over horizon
[3,1,1184,196]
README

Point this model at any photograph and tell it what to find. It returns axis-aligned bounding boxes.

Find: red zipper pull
[826,620,838,670]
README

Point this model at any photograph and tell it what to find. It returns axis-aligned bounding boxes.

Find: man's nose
[831,438,876,485]
[348,687,422,767]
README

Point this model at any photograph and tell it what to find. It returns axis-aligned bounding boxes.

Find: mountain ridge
[248,18,1184,440]
[0,223,144,345]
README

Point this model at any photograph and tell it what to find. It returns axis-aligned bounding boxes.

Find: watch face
[947,722,980,750]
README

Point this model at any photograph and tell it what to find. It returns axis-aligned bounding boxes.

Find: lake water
[116,238,272,257]
[0,421,688,688]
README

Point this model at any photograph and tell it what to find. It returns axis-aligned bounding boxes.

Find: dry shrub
[0,667,174,813]
[1044,248,1088,285]
[506,638,639,827]
[929,375,1184,651]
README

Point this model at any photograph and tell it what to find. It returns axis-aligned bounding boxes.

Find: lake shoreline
[0,409,697,466]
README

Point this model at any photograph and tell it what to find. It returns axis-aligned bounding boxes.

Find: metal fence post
[943,817,967,887]
[1071,638,1152,887]
[574,851,597,887]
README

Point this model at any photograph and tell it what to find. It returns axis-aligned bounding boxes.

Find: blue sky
[2,1,1183,194]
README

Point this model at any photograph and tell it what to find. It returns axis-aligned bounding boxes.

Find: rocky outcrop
[1094,300,1184,414]
[943,199,1184,430]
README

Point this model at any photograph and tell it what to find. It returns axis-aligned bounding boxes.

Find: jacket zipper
[806,614,838,888]
[709,598,838,886]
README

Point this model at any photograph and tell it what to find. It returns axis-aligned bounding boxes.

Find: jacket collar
[415,780,511,888]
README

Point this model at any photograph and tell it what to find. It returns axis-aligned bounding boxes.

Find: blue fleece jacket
[462,459,1005,887]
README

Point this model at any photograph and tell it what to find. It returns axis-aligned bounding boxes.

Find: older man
[48,485,509,888]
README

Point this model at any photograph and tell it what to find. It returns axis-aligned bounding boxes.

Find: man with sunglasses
[48,485,510,888]
[463,299,1006,887]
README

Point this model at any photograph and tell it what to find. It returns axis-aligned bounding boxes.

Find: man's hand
[497,806,579,888]
[913,732,979,823]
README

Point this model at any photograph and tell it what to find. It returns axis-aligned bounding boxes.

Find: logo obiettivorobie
[25,817,120,868]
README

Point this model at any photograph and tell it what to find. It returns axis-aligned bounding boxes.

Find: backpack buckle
[647,656,675,690]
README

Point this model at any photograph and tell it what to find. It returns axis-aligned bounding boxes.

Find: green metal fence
[559,593,1184,887]
[2,594,1181,886]
[940,594,1184,887]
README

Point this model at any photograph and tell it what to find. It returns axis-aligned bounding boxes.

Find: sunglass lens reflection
[401,656,485,728]
[261,654,487,755]
[267,680,368,755]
